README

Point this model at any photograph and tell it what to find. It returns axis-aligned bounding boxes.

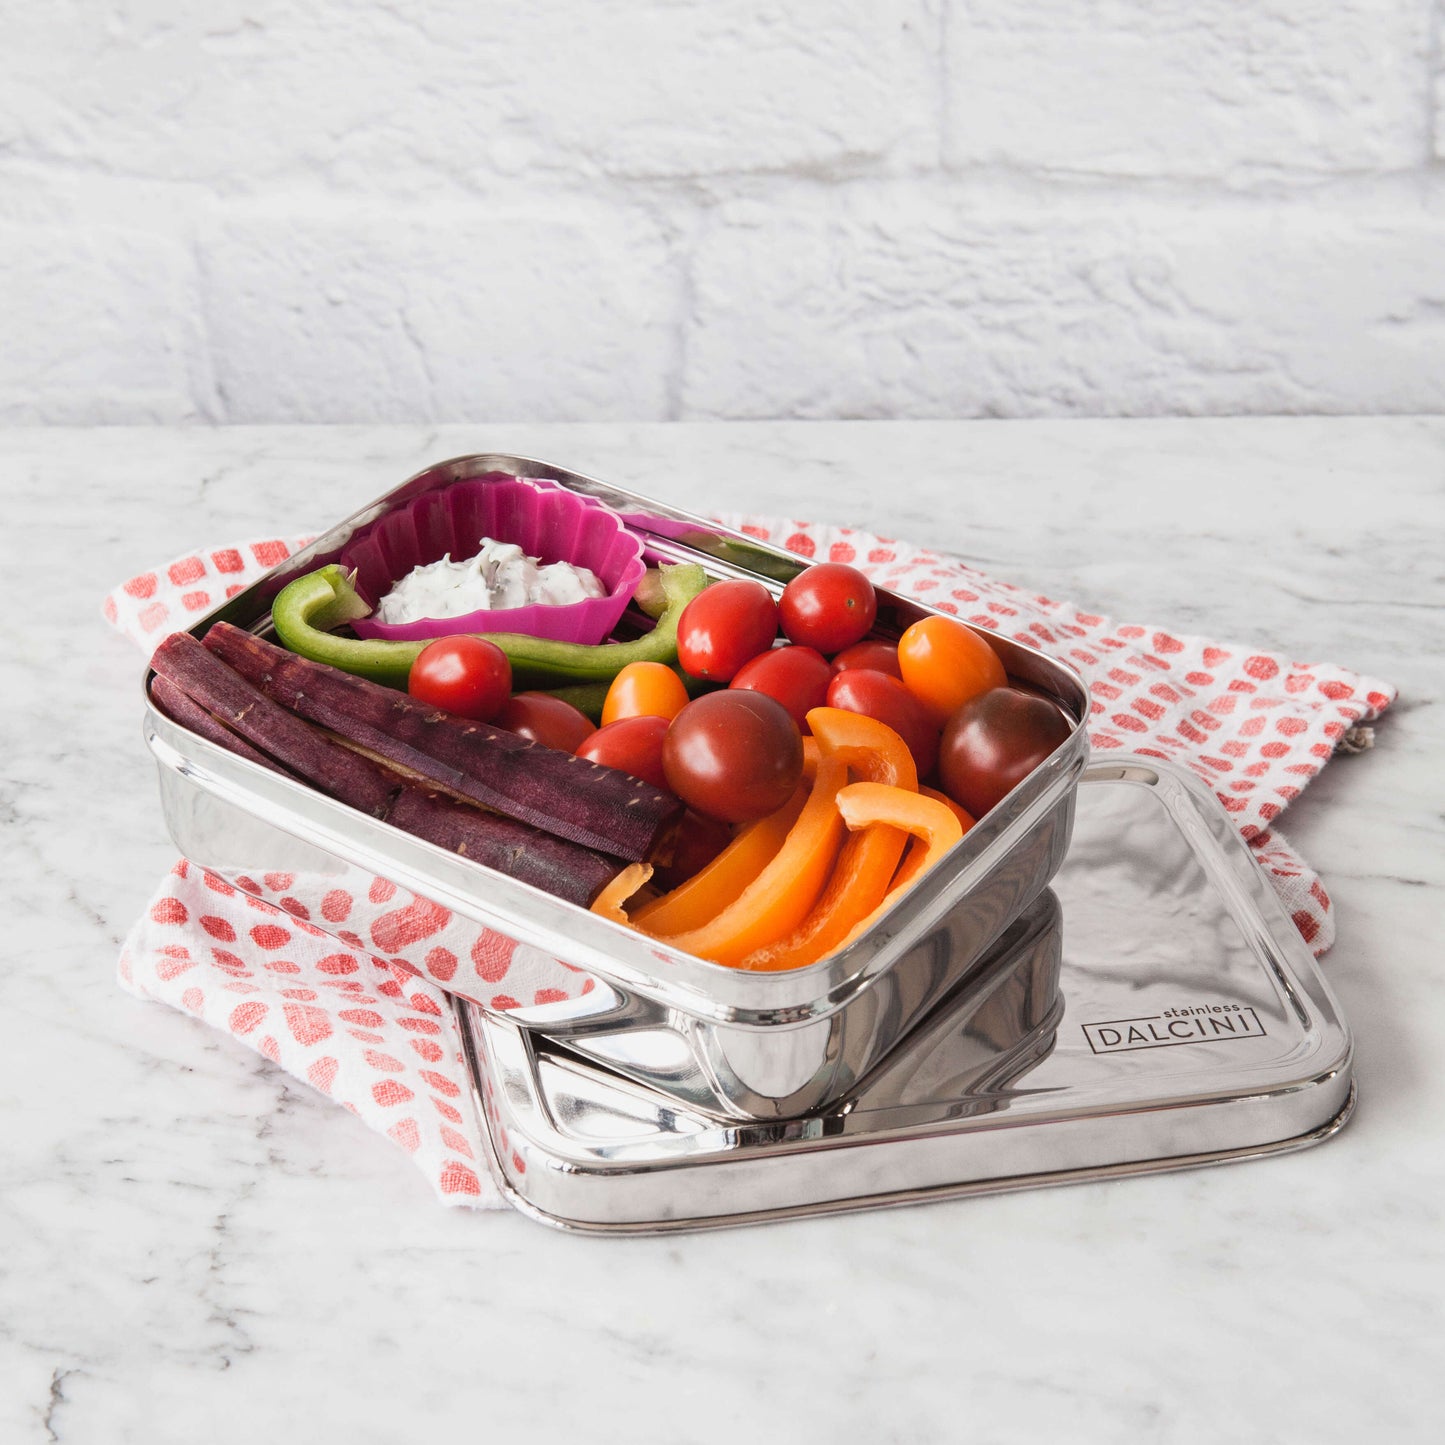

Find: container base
[474,1083,1356,1237]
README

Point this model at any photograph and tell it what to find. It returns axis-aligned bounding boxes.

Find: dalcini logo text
[1083,1003,1266,1055]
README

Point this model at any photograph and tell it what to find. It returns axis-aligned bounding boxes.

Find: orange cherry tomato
[897,616,1008,722]
[601,661,691,726]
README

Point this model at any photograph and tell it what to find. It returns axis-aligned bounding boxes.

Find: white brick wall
[204,199,679,421]
[948,2,1433,175]
[686,195,1445,417]
[2,1,1443,424]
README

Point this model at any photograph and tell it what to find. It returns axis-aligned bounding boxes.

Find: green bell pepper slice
[269,562,709,692]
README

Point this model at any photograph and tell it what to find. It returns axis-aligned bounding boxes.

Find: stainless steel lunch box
[144,454,1091,1120]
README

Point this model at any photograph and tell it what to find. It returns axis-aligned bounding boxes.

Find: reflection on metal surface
[460,760,1353,1233]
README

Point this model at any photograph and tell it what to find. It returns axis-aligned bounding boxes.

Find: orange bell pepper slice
[832,783,965,952]
[740,708,918,971]
[643,757,848,966]
[588,863,654,927]
[922,784,975,830]
[804,707,918,791]
[889,787,975,894]
[631,786,806,935]
[801,734,821,781]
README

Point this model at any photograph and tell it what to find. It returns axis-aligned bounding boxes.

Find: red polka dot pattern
[119,862,495,1210]
[104,537,306,643]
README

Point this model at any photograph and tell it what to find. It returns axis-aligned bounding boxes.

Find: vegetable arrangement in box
[149,474,1073,973]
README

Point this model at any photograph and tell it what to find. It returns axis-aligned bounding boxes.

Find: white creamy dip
[375,538,607,623]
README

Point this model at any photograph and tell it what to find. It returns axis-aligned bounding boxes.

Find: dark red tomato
[652,810,735,891]
[825,668,941,777]
[662,691,803,823]
[408,636,511,722]
[676,580,779,682]
[576,715,672,791]
[779,563,877,654]
[730,645,832,729]
[829,639,902,679]
[937,687,1073,819]
[495,692,596,753]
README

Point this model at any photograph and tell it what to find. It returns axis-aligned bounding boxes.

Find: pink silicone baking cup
[341,474,646,645]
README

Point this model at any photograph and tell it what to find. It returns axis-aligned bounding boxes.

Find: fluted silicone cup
[341,474,646,645]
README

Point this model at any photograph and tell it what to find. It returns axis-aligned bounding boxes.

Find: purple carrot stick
[152,633,625,907]
[151,632,398,817]
[385,788,619,907]
[150,674,291,777]
[203,622,680,862]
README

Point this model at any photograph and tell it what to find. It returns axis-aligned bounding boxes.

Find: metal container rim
[144,452,1091,1029]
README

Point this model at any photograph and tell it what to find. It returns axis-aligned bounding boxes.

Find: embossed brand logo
[1083,1004,1267,1054]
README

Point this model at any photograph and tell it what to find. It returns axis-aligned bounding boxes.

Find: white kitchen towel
[107,522,1395,1208]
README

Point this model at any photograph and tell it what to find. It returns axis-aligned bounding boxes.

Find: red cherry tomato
[576,715,672,791]
[408,636,511,722]
[825,668,941,778]
[495,692,596,753]
[676,580,779,682]
[897,615,1008,722]
[730,645,832,729]
[653,810,736,891]
[601,662,691,726]
[937,687,1073,819]
[662,691,803,823]
[779,563,877,655]
[830,639,902,679]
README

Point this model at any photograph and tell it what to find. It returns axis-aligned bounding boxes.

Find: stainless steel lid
[460,758,1353,1232]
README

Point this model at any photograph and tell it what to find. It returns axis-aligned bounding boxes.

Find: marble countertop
[3,419,1442,1443]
